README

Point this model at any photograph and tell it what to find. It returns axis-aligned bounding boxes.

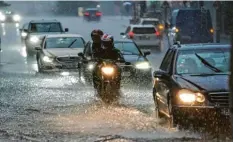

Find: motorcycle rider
[91,29,104,58]
[93,34,123,89]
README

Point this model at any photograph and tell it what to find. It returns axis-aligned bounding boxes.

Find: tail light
[84,12,89,16]
[128,31,134,39]
[155,31,160,36]
[96,12,102,16]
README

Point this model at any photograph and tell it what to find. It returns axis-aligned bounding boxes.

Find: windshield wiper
[67,39,77,48]
[195,53,222,73]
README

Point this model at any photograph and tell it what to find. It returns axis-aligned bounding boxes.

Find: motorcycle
[93,58,126,103]
[78,52,129,103]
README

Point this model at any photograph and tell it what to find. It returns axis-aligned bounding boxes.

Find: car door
[155,49,176,115]
[82,42,92,72]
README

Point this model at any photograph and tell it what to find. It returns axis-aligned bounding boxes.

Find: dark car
[83,8,102,22]
[79,39,152,85]
[0,10,21,23]
[169,8,214,44]
[153,43,230,128]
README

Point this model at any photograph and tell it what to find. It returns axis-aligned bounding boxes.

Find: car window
[125,26,131,34]
[114,42,141,55]
[29,22,62,33]
[132,27,155,34]
[176,48,230,74]
[142,20,159,26]
[44,37,85,49]
[160,49,174,72]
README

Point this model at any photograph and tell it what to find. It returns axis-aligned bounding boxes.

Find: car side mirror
[153,70,166,78]
[125,62,131,65]
[23,29,28,33]
[120,32,125,35]
[144,51,151,56]
[65,28,69,32]
[78,52,84,58]
[35,47,41,50]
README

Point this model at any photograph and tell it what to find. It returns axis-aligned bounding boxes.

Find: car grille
[56,56,80,63]
[209,92,229,107]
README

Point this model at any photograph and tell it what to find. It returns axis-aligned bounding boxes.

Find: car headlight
[30,36,39,43]
[21,32,27,37]
[178,89,205,103]
[101,66,114,75]
[13,14,21,21]
[135,62,151,69]
[43,56,53,63]
[0,14,5,21]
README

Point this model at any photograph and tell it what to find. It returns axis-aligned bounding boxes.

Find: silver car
[20,19,69,56]
[35,34,85,72]
[120,24,163,51]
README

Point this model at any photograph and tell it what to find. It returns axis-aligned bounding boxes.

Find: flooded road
[0,16,229,141]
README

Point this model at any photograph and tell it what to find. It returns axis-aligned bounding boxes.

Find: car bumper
[40,61,80,71]
[173,105,230,118]
[134,39,161,48]
[84,16,101,20]
[25,40,41,52]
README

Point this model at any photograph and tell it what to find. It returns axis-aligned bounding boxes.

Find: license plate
[140,36,149,40]
[221,109,230,116]
[122,72,131,77]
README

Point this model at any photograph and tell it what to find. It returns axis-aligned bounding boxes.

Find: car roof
[30,19,59,23]
[45,34,83,38]
[174,43,231,51]
[130,24,155,28]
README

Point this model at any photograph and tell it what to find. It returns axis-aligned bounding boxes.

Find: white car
[120,25,163,51]
[35,34,85,72]
[20,20,69,56]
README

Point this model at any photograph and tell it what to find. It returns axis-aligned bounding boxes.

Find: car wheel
[153,89,164,119]
[37,58,43,73]
[168,96,180,129]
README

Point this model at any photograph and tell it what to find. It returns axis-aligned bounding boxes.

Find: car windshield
[142,20,159,26]
[176,48,230,74]
[115,42,141,55]
[29,23,62,33]
[45,37,85,49]
[133,27,155,34]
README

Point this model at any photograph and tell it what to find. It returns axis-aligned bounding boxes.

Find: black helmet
[91,29,104,43]
[101,34,114,49]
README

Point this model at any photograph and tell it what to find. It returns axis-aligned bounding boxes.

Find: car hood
[44,48,84,57]
[122,54,147,64]
[175,74,229,92]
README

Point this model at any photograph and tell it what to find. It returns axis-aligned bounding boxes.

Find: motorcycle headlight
[30,36,39,43]
[88,63,95,70]
[101,66,114,75]
[0,14,5,21]
[43,56,53,63]
[13,14,21,21]
[135,62,150,69]
[178,89,205,103]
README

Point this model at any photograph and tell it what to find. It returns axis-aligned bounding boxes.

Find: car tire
[37,58,43,73]
[153,89,164,119]
[168,96,180,129]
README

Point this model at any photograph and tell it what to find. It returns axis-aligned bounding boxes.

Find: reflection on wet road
[0,17,227,141]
